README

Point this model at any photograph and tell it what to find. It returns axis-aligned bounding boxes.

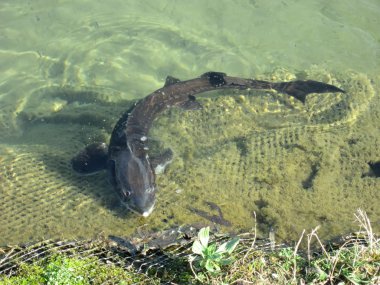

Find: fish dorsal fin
[164,75,181,87]
[200,71,227,87]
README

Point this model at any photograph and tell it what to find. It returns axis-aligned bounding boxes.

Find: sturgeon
[71,71,345,216]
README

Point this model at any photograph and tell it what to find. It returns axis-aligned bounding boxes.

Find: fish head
[108,148,156,217]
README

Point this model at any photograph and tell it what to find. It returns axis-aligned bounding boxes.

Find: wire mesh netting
[0,224,374,284]
[0,68,379,277]
[0,225,275,279]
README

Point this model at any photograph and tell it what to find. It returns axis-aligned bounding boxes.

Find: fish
[71,71,345,217]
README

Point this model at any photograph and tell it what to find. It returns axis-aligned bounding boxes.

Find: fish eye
[118,189,131,203]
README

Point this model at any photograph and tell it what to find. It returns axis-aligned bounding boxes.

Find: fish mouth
[127,202,155,217]
[141,206,155,217]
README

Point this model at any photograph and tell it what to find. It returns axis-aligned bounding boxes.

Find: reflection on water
[0,0,379,246]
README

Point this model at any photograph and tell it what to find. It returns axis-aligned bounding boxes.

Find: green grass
[1,209,378,284]
[0,254,159,285]
[214,209,380,285]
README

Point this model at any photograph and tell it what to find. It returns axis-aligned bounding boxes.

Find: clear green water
[0,0,379,245]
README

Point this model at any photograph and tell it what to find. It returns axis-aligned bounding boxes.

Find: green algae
[149,68,380,242]
[0,68,379,246]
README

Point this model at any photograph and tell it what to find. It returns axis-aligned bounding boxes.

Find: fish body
[71,72,345,216]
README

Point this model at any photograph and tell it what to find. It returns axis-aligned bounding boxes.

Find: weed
[189,226,239,280]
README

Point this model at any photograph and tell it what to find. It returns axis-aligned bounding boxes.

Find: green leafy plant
[190,227,240,275]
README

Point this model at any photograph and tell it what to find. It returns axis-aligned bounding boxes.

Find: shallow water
[0,0,379,245]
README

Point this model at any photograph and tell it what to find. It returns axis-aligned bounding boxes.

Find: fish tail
[271,80,345,103]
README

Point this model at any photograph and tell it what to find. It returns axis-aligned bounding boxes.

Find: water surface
[0,0,379,245]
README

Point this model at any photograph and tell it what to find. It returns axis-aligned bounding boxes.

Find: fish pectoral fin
[178,95,203,110]
[164,75,181,87]
[71,142,108,175]
[151,148,174,174]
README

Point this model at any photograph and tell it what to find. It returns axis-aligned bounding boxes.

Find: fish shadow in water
[38,151,131,218]
[16,87,136,217]
[188,201,232,227]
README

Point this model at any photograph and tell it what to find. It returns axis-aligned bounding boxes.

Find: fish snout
[126,187,156,217]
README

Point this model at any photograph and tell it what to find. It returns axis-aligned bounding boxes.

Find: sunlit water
[0,0,379,246]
